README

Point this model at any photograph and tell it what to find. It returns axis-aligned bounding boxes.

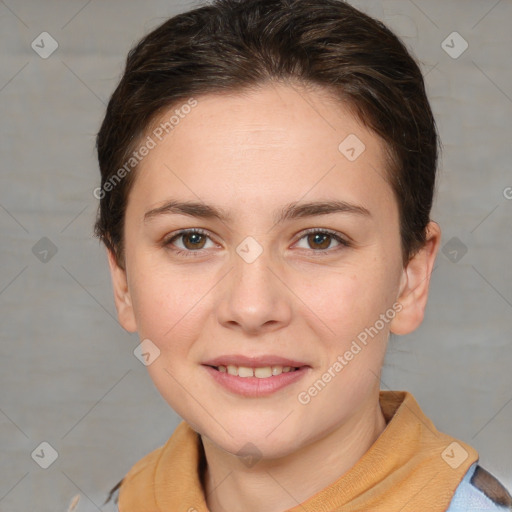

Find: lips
[201,354,311,397]
[214,364,299,378]
[203,362,310,397]
[203,355,309,377]
[202,354,309,368]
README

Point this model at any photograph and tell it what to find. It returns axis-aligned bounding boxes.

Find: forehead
[129,82,395,221]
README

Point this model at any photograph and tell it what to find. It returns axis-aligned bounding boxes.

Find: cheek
[303,264,395,342]
[127,259,201,343]
[127,265,208,403]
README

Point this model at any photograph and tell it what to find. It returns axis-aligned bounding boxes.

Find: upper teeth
[216,365,297,378]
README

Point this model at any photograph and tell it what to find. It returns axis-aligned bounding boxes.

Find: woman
[94,0,511,510]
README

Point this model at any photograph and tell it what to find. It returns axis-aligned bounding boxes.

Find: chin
[199,419,307,461]
[216,435,300,462]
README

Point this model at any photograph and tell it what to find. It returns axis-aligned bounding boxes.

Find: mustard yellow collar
[118,390,478,511]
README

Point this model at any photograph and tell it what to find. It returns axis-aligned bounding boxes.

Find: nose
[215,244,292,335]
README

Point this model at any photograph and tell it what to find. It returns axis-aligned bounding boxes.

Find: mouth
[201,356,311,397]
[207,364,303,378]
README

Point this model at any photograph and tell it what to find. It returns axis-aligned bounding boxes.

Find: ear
[390,221,441,335]
[106,249,137,332]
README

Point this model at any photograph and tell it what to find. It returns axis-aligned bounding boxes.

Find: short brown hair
[95,0,439,269]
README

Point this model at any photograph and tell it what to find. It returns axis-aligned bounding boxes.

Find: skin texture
[107,82,441,512]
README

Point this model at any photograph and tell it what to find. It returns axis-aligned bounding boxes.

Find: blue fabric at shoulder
[447,462,512,511]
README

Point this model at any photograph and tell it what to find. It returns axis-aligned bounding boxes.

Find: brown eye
[164,229,215,255]
[295,229,349,253]
[307,232,332,250]
[181,232,207,250]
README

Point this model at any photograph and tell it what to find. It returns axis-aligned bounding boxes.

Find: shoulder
[106,421,194,509]
[105,444,166,508]
[122,443,166,482]
[447,462,512,511]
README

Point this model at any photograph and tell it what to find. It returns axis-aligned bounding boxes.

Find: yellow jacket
[113,391,510,511]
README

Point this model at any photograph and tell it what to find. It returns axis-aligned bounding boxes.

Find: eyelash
[163,228,350,258]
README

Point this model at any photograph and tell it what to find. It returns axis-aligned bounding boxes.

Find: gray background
[1,0,511,510]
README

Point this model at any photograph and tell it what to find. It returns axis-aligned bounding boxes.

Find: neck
[201,392,387,512]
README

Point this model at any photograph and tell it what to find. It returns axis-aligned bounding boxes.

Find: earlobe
[390,221,441,335]
[106,249,137,333]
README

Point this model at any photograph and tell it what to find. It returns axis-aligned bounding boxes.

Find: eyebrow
[143,199,371,224]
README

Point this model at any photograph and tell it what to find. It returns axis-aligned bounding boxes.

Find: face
[108,82,439,460]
